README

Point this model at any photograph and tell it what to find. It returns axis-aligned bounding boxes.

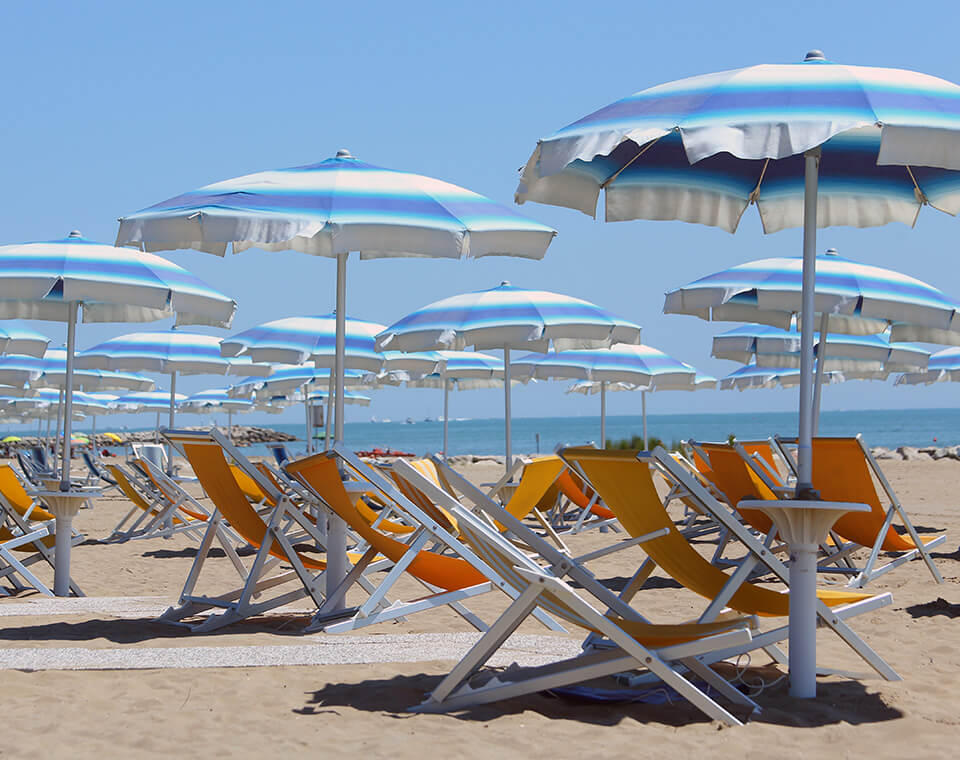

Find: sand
[1,455,958,758]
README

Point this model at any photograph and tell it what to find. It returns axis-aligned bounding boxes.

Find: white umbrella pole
[155,411,160,443]
[303,396,312,454]
[227,409,232,443]
[326,252,348,611]
[442,374,449,460]
[796,149,820,497]
[54,302,79,597]
[599,381,606,449]
[812,313,829,437]
[91,414,97,449]
[166,371,177,476]
[503,345,512,474]
[642,390,648,449]
[54,388,64,477]
[324,371,335,450]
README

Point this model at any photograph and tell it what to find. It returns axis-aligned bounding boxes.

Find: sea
[91,407,960,458]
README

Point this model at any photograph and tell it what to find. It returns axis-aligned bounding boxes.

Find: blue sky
[3,0,960,430]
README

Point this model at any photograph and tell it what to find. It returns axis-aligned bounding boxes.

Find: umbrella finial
[68,230,82,239]
[824,247,839,256]
[336,149,354,159]
[804,50,826,62]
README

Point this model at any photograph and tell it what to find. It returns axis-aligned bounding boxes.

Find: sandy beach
[0,455,956,759]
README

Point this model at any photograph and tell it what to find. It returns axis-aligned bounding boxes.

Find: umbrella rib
[748,159,770,203]
[600,135,663,189]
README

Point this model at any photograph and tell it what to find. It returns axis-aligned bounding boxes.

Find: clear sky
[3,0,960,430]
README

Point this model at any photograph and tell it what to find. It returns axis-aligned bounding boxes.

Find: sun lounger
[105,461,210,542]
[394,459,760,725]
[560,447,899,683]
[286,449,502,633]
[81,450,119,493]
[783,435,945,587]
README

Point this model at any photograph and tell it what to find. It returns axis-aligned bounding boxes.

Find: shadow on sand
[905,597,960,619]
[0,613,312,644]
[294,670,902,728]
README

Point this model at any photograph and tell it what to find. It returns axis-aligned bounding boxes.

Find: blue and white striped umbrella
[0,232,236,327]
[229,365,369,398]
[896,348,960,386]
[221,314,387,370]
[112,390,188,412]
[517,54,960,229]
[0,355,46,388]
[78,331,269,376]
[377,281,641,353]
[181,388,254,412]
[78,331,270,459]
[666,249,960,338]
[0,232,237,535]
[0,324,50,358]
[512,344,701,447]
[720,364,847,391]
[34,349,156,392]
[116,151,558,602]
[713,325,930,374]
[516,49,960,525]
[377,282,642,467]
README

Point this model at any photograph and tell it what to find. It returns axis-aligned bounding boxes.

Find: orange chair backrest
[697,444,775,532]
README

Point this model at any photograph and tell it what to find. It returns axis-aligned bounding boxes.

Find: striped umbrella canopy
[720,364,849,391]
[116,150,557,608]
[515,49,960,530]
[181,387,255,412]
[0,354,45,388]
[229,365,369,398]
[512,344,700,448]
[896,348,960,385]
[112,390,189,412]
[78,331,270,471]
[0,323,50,358]
[0,230,236,568]
[666,249,960,339]
[377,282,642,469]
[221,314,387,370]
[34,349,156,392]
[713,325,930,373]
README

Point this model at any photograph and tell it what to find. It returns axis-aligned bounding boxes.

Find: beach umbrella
[221,313,399,452]
[35,349,156,392]
[896,348,960,386]
[567,371,717,447]
[78,330,270,467]
[181,387,256,441]
[512,344,701,448]
[0,324,50,358]
[388,350,504,459]
[714,323,929,431]
[720,364,848,391]
[377,281,642,469]
[112,389,189,412]
[0,355,46,388]
[0,232,236,490]
[116,150,556,610]
[515,51,960,515]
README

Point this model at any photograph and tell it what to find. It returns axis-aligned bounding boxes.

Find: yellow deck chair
[694,443,778,533]
[560,447,900,682]
[392,458,759,725]
[811,436,945,586]
[158,429,352,632]
[105,462,206,542]
[285,451,494,632]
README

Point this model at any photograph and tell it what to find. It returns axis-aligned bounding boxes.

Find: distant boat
[424,417,434,423]
[404,417,415,424]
